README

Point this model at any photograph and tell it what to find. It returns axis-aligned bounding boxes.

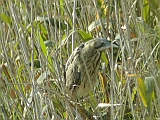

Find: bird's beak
[97,41,117,51]
[101,40,119,49]
[111,40,119,48]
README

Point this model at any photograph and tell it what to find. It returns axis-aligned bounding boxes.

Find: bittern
[65,38,117,98]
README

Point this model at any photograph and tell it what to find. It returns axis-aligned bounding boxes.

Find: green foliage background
[0,0,160,119]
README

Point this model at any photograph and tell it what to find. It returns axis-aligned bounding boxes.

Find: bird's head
[85,38,118,51]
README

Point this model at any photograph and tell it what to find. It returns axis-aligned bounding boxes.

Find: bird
[65,38,117,98]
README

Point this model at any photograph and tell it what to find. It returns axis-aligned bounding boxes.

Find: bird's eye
[99,41,105,47]
[101,41,105,45]
[93,41,103,49]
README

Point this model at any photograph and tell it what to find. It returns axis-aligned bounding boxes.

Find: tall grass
[0,0,160,119]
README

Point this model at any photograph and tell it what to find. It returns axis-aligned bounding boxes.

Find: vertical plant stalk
[72,0,77,52]
[30,0,40,119]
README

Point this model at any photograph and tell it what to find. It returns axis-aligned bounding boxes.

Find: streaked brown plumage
[65,38,117,98]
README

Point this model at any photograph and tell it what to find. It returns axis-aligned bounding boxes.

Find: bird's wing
[65,43,85,89]
[65,43,84,71]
